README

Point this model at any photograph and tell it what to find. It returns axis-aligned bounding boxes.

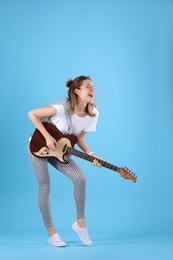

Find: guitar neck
[66,146,120,173]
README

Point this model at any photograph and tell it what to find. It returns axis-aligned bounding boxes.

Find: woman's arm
[28,106,58,150]
[77,131,93,154]
[77,131,102,167]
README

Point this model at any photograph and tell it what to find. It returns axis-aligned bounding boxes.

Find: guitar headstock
[118,167,137,183]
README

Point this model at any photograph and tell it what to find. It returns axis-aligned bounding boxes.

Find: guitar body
[30,122,137,182]
[30,122,78,163]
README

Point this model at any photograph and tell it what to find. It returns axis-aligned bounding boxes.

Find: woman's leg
[28,145,57,237]
[28,146,53,229]
[49,156,92,246]
[28,146,66,246]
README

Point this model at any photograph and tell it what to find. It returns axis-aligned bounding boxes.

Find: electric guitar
[30,122,137,183]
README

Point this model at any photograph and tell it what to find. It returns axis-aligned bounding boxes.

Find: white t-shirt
[49,101,99,136]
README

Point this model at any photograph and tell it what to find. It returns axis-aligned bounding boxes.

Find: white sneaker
[72,221,92,246]
[48,233,66,247]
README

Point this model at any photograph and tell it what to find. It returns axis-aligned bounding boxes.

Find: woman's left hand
[91,154,103,168]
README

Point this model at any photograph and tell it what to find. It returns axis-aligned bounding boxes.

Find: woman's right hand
[46,135,58,150]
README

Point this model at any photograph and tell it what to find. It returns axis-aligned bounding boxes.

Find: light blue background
[0,0,173,246]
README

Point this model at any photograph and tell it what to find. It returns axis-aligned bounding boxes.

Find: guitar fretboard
[67,146,119,173]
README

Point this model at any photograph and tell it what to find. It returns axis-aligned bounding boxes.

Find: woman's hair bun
[66,78,74,88]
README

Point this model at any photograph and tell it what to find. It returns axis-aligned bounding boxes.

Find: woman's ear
[75,89,79,95]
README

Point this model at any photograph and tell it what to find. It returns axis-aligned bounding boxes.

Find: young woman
[28,76,101,247]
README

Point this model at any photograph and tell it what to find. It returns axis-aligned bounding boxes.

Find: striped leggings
[28,144,86,228]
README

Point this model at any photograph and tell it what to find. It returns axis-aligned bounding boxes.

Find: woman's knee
[74,173,86,185]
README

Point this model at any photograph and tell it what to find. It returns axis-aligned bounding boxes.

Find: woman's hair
[66,75,96,117]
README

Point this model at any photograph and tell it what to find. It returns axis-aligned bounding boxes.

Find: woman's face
[75,79,95,103]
